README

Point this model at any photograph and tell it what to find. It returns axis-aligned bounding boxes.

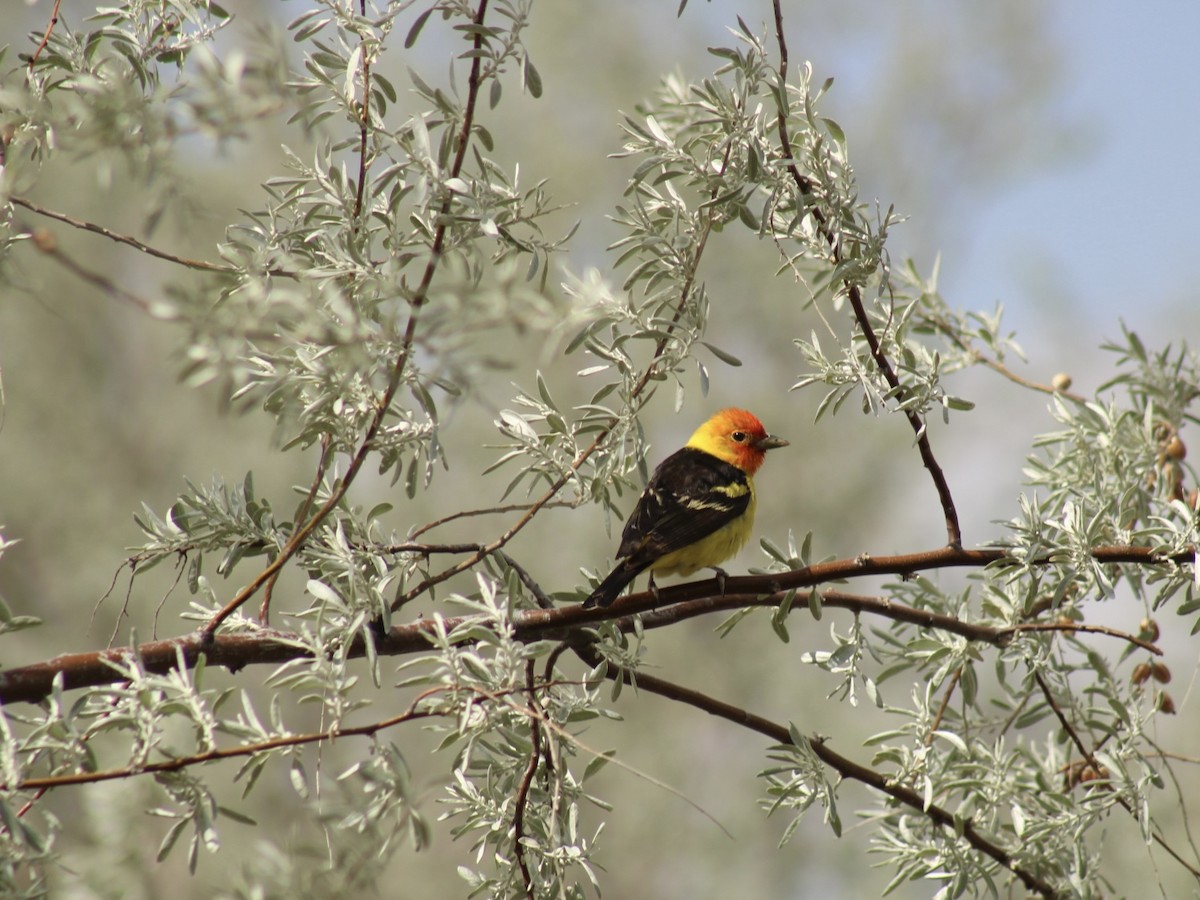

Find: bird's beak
[753,434,789,451]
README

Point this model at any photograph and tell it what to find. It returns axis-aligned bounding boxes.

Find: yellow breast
[650,488,757,577]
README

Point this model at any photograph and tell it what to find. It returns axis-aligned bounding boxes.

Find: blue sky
[947,5,1200,348]
[662,1,1200,380]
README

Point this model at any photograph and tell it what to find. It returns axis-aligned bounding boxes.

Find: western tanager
[584,408,788,608]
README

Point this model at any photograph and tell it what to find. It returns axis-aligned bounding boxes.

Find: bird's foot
[709,566,729,595]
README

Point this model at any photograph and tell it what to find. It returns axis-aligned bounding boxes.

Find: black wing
[616,447,750,564]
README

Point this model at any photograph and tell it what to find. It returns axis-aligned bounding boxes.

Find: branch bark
[1,543,1183,705]
[571,642,1062,898]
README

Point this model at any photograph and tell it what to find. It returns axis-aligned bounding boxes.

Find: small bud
[1139,618,1160,642]
[1051,372,1072,392]
[1131,662,1152,685]
[1157,692,1176,715]
[1078,764,1109,786]
[31,228,57,253]
[1163,435,1187,462]
[1150,661,1171,684]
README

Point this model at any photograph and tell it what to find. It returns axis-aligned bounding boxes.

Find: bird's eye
[731,431,747,442]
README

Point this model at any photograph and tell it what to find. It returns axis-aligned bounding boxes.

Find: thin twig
[260,435,333,625]
[7,692,446,791]
[410,501,576,540]
[927,666,963,744]
[10,196,270,275]
[21,225,155,313]
[628,586,1163,655]
[26,0,64,73]
[917,312,1086,403]
[512,659,541,898]
[1002,620,1161,652]
[352,0,371,223]
[201,0,493,637]
[770,0,962,548]
[494,550,555,610]
[16,221,288,340]
[381,542,488,555]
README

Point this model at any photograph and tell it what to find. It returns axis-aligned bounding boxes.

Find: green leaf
[699,342,743,367]
[522,56,542,98]
[157,818,189,862]
[405,8,434,48]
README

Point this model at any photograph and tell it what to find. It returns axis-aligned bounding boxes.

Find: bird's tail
[583,558,645,609]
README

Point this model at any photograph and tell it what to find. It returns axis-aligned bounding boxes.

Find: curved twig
[512,659,541,898]
[7,692,445,791]
[10,196,277,275]
[770,0,961,548]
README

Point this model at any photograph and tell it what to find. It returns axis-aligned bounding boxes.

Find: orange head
[685,408,789,475]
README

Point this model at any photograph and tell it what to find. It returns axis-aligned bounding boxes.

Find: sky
[947,5,1200,349]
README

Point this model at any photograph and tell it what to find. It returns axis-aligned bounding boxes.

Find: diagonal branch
[201,0,493,636]
[770,0,962,548]
[916,310,1087,403]
[26,0,64,73]
[571,642,1060,897]
[10,196,282,275]
[3,683,556,792]
[1033,670,1200,879]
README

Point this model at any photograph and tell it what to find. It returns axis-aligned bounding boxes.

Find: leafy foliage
[1,1,1198,898]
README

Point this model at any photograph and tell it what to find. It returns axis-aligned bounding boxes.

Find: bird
[583,408,788,608]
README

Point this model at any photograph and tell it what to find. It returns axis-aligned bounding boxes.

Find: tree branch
[1034,670,1200,879]
[915,310,1087,403]
[2,543,1183,705]
[10,196,277,275]
[0,685,507,791]
[512,659,541,898]
[200,0,493,636]
[25,0,64,73]
[572,642,1060,898]
[770,0,962,548]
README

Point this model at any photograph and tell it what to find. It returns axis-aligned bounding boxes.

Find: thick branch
[1,543,1184,705]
